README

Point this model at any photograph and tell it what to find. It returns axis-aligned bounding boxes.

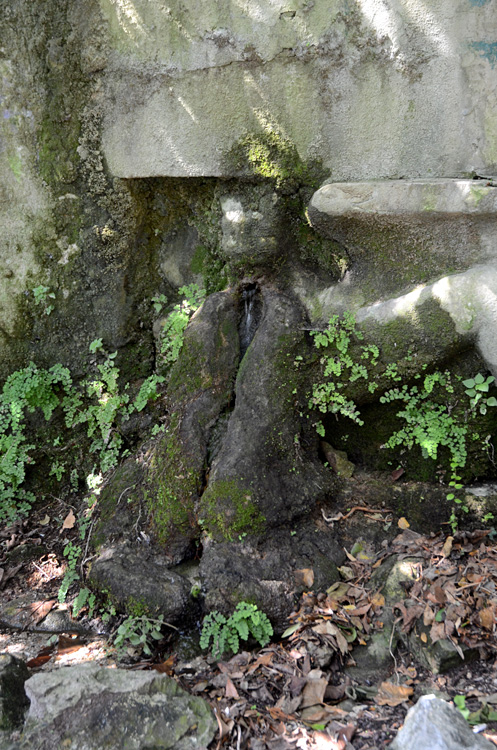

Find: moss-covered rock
[198,479,266,541]
[203,286,333,532]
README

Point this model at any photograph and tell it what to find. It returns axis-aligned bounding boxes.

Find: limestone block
[390,694,494,750]
[18,664,216,749]
[99,0,497,180]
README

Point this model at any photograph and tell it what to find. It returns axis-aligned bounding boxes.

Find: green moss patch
[199,479,266,541]
[147,413,199,545]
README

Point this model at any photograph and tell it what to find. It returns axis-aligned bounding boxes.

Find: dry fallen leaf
[25,645,55,669]
[225,676,240,700]
[60,510,76,531]
[480,606,495,631]
[442,536,453,558]
[420,632,428,643]
[56,634,86,659]
[153,654,176,675]
[375,681,413,707]
[423,605,435,626]
[39,515,50,526]
[213,707,233,740]
[28,599,56,626]
[370,592,385,608]
[295,568,314,588]
[398,517,410,529]
[300,669,328,708]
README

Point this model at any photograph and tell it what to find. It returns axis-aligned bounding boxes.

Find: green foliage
[151,293,168,315]
[58,540,81,603]
[159,284,206,369]
[309,312,497,532]
[113,614,165,656]
[380,371,467,471]
[72,587,96,618]
[454,694,470,721]
[309,313,379,432]
[0,362,73,523]
[463,373,497,414]
[133,374,164,413]
[32,285,55,316]
[200,602,273,659]
[0,343,164,525]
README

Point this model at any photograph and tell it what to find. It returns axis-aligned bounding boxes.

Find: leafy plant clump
[309,313,497,531]
[113,614,169,656]
[200,602,273,659]
[0,343,164,525]
[309,311,379,433]
[158,283,205,370]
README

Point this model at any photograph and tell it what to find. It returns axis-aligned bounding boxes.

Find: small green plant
[58,540,81,603]
[151,294,168,315]
[72,587,96,618]
[159,284,205,369]
[380,371,467,469]
[453,694,470,721]
[309,313,379,433]
[200,602,273,659]
[463,374,497,414]
[32,285,56,315]
[308,312,497,534]
[113,614,166,656]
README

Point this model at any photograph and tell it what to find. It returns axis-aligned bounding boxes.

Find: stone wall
[1,0,497,376]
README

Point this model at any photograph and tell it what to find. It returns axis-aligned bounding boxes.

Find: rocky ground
[3,492,497,749]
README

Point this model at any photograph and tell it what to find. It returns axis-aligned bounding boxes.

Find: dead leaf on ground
[295,569,314,588]
[225,677,240,700]
[268,706,297,722]
[60,509,76,531]
[398,517,410,529]
[442,536,453,557]
[480,606,495,631]
[423,605,435,626]
[26,645,55,669]
[391,467,405,481]
[247,652,274,673]
[28,599,55,626]
[39,515,50,526]
[275,694,302,715]
[375,681,413,707]
[213,707,233,740]
[56,634,86,658]
[370,592,385,608]
[153,654,176,675]
[300,669,328,708]
[430,620,446,644]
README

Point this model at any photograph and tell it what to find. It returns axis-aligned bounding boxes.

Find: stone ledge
[310,179,497,218]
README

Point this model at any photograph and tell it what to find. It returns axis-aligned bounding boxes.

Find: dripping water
[239,283,261,359]
[207,284,262,466]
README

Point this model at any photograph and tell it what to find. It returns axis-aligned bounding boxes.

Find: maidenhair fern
[200,602,273,659]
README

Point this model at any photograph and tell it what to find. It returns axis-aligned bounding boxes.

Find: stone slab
[99,0,497,179]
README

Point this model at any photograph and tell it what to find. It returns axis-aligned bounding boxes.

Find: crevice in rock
[238,282,262,359]
[204,282,263,469]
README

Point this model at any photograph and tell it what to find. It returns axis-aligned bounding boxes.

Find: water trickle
[239,284,261,358]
